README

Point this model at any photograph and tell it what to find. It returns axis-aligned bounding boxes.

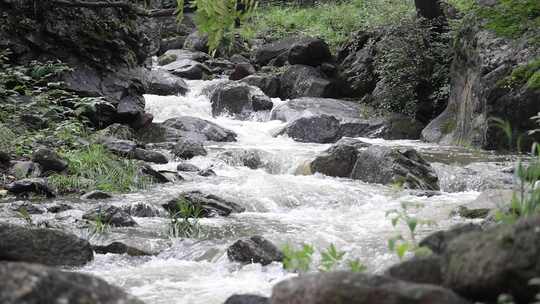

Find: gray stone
[163,191,245,217]
[227,236,284,266]
[31,149,67,173]
[82,205,137,227]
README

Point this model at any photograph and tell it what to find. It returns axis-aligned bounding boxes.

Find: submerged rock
[351,146,440,190]
[172,137,207,159]
[270,271,469,304]
[227,236,284,266]
[81,190,113,200]
[310,138,370,177]
[163,116,237,142]
[163,191,245,217]
[123,202,163,217]
[82,205,137,227]
[0,223,93,266]
[210,82,273,119]
[0,262,144,304]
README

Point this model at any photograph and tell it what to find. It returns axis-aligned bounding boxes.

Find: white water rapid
[79,79,489,304]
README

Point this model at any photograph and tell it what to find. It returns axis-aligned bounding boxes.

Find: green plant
[347,259,368,273]
[16,207,34,227]
[167,198,203,238]
[319,243,345,272]
[282,243,314,273]
[386,202,434,260]
[90,213,110,235]
[176,0,258,54]
[498,59,540,90]
[479,0,539,38]
[0,123,16,154]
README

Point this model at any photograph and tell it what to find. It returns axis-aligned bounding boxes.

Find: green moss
[498,59,540,90]
[527,70,540,90]
[479,0,540,38]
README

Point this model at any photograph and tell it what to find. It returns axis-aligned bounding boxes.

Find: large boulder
[31,148,67,174]
[279,65,338,99]
[163,191,245,217]
[210,82,273,118]
[277,115,341,143]
[421,24,540,150]
[163,116,237,142]
[253,36,302,66]
[442,216,540,303]
[5,178,55,198]
[271,97,363,123]
[288,37,332,66]
[385,255,443,286]
[162,59,211,80]
[419,223,482,255]
[310,138,371,177]
[0,262,143,304]
[270,272,469,304]
[227,236,284,265]
[351,146,440,190]
[230,63,256,80]
[239,74,281,98]
[82,205,137,227]
[0,223,93,266]
[145,69,188,96]
[172,137,207,159]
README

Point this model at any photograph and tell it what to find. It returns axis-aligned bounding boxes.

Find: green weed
[167,198,203,238]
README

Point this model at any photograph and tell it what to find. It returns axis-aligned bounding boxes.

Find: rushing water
[75,79,500,304]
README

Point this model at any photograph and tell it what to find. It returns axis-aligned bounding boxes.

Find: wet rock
[452,205,490,219]
[158,49,210,66]
[31,148,67,174]
[172,137,207,159]
[271,97,364,123]
[419,223,482,255]
[145,69,188,96]
[279,65,337,99]
[46,203,73,213]
[210,82,273,118]
[10,202,45,215]
[351,146,440,190]
[239,74,281,98]
[310,139,370,177]
[0,262,143,304]
[230,54,250,64]
[96,123,136,141]
[230,63,256,80]
[183,31,209,53]
[162,59,211,80]
[288,37,332,67]
[102,138,137,155]
[431,162,514,192]
[198,168,216,177]
[277,115,341,143]
[162,116,237,142]
[81,190,113,200]
[0,223,93,266]
[177,162,201,172]
[123,203,163,217]
[350,114,424,140]
[93,242,151,256]
[82,205,137,227]
[9,161,41,179]
[253,36,299,66]
[6,178,55,198]
[225,294,269,304]
[133,148,168,164]
[227,236,283,266]
[163,191,245,217]
[217,149,266,169]
[385,255,442,285]
[141,164,181,183]
[270,271,469,304]
[442,215,540,303]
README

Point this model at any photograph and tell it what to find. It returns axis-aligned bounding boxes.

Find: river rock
[385,255,443,285]
[0,223,93,266]
[230,63,256,80]
[0,262,143,304]
[133,148,168,164]
[10,202,45,215]
[82,205,137,227]
[46,203,73,213]
[270,271,469,304]
[198,168,216,177]
[227,236,284,265]
[239,74,281,98]
[419,223,482,255]
[31,148,67,174]
[9,161,41,179]
[225,295,269,304]
[5,178,55,198]
[159,49,210,65]
[163,116,237,142]
[350,146,440,190]
[172,137,207,159]
[81,190,113,200]
[123,202,163,217]
[145,69,188,95]
[288,37,332,67]
[0,151,10,164]
[162,59,211,80]
[217,149,266,169]
[253,36,301,66]
[210,82,273,118]
[442,215,540,303]
[271,97,363,123]
[93,242,151,257]
[279,65,337,99]
[141,164,181,183]
[277,115,341,143]
[102,138,137,155]
[163,191,245,217]
[310,139,371,177]
[183,31,209,53]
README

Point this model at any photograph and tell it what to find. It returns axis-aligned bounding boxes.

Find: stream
[66,79,514,304]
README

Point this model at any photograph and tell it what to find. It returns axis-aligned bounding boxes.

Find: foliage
[0,124,16,154]
[499,59,540,91]
[167,197,203,238]
[282,243,366,273]
[176,0,258,54]
[49,144,151,194]
[90,213,111,235]
[479,0,539,39]
[16,207,34,227]
[386,202,434,260]
[374,17,451,118]
[241,0,415,50]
